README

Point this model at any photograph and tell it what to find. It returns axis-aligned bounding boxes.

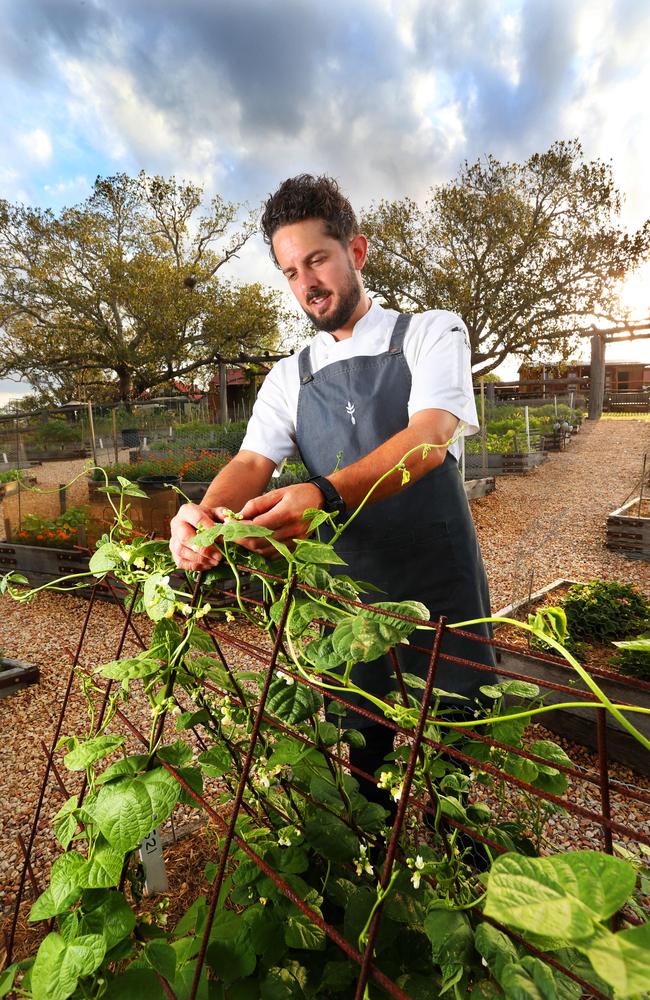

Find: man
[170,174,496,800]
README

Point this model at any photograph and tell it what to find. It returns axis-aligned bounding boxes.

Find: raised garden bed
[465,451,545,477]
[0,655,39,699]
[606,496,650,562]
[494,578,650,775]
[0,542,91,588]
[0,475,37,501]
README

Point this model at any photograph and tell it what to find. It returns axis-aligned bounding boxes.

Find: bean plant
[1,457,649,1000]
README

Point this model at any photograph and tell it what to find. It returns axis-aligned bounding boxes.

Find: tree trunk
[588,334,606,420]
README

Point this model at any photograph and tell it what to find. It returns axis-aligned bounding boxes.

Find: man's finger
[238,491,282,520]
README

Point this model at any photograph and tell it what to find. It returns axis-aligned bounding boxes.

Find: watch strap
[307,475,346,516]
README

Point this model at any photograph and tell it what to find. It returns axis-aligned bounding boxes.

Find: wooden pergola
[584,320,650,419]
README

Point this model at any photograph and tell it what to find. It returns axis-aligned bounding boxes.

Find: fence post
[86,400,97,466]
[524,405,531,453]
[112,408,119,464]
[480,379,487,478]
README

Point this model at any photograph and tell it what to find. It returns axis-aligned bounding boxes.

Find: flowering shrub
[91,450,232,483]
[13,506,89,549]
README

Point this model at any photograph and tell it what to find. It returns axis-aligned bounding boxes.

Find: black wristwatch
[307,475,346,518]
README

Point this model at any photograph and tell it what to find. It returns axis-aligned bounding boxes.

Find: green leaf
[364,600,430,636]
[424,909,474,966]
[64,735,125,771]
[156,740,193,767]
[583,922,650,998]
[260,961,309,999]
[0,965,17,999]
[206,928,256,985]
[89,543,122,576]
[242,904,285,956]
[284,910,326,951]
[474,921,519,982]
[319,960,357,993]
[613,637,650,652]
[97,657,161,682]
[481,679,540,700]
[304,811,359,863]
[53,796,79,849]
[78,840,124,888]
[304,634,344,670]
[142,573,176,622]
[103,967,166,999]
[293,539,347,566]
[88,769,180,852]
[484,851,636,942]
[97,755,149,784]
[331,615,401,663]
[145,940,177,982]
[266,676,323,725]
[198,746,232,777]
[341,728,366,749]
[31,932,105,1000]
[29,852,86,921]
[78,891,135,951]
[499,956,557,999]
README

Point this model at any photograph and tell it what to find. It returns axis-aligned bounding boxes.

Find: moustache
[306,288,332,304]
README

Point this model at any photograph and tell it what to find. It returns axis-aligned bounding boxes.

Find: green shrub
[563,580,650,644]
[29,419,83,447]
[0,468,26,484]
[611,636,650,681]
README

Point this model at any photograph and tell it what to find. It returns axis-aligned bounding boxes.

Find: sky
[1,0,650,403]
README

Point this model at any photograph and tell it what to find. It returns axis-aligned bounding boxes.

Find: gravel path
[1,419,649,923]
[472,416,650,610]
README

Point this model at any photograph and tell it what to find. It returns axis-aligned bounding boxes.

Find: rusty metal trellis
[6,567,650,1000]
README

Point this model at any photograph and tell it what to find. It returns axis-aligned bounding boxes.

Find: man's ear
[350,233,368,271]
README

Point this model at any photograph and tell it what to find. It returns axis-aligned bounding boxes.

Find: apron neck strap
[298,344,314,383]
[388,313,412,355]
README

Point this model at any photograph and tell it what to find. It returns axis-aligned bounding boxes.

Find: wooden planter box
[1,655,39,697]
[25,447,88,462]
[0,474,37,501]
[0,541,91,587]
[494,579,650,775]
[465,452,545,477]
[0,655,39,698]
[606,497,650,562]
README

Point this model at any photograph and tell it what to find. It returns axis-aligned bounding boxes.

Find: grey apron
[296,313,497,728]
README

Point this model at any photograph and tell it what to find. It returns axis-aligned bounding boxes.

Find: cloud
[17,127,53,163]
[0,0,649,230]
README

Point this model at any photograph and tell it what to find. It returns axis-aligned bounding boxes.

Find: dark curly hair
[261,174,359,264]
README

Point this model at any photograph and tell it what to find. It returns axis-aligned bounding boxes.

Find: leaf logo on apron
[346,401,356,425]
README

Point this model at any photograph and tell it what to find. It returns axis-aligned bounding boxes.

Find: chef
[169,174,496,800]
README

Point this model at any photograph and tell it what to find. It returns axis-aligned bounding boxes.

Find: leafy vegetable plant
[1,450,648,999]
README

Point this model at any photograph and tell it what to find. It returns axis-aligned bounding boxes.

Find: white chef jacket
[241,301,479,466]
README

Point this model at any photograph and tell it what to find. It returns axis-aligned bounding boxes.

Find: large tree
[0,173,289,403]
[361,140,650,375]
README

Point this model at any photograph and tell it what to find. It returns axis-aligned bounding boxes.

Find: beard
[303,265,362,333]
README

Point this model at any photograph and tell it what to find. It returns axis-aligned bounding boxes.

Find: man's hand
[169,503,227,570]
[237,482,325,556]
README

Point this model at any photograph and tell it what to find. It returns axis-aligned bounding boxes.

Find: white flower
[276,669,294,685]
[391,782,403,802]
[411,871,421,889]
[377,771,392,789]
[414,855,424,870]
[278,834,292,847]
